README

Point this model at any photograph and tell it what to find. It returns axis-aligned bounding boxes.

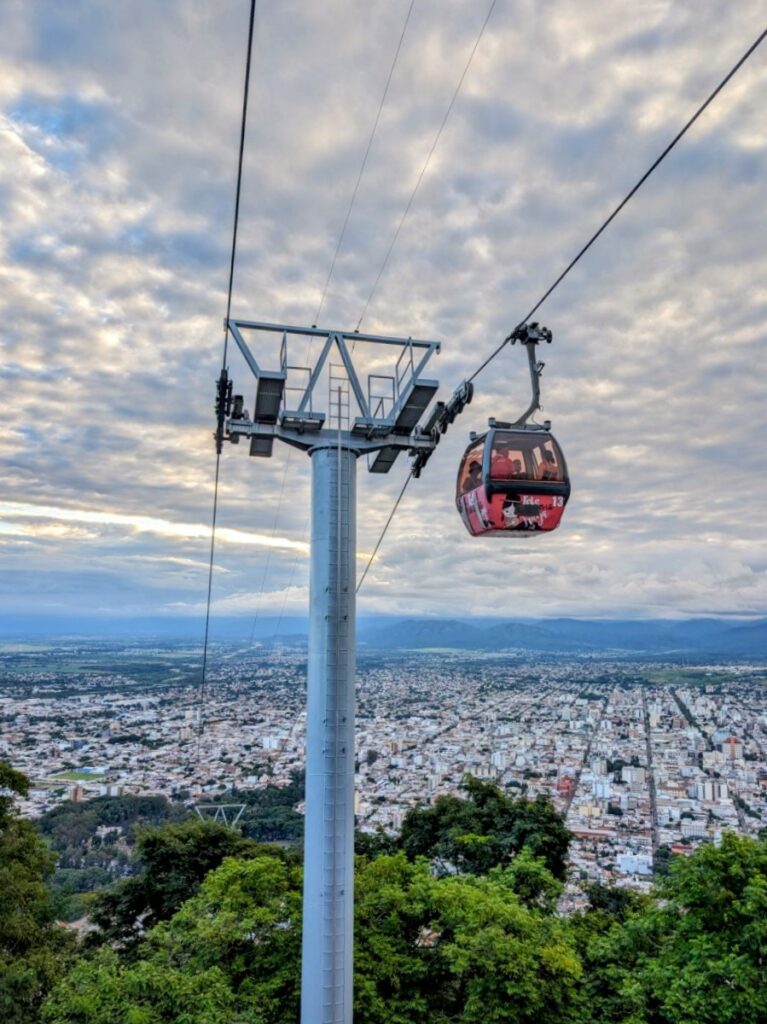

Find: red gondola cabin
[456,424,570,536]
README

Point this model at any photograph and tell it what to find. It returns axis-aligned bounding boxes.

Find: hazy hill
[355,618,487,650]
[710,619,767,657]
[358,616,767,657]
[3,613,766,658]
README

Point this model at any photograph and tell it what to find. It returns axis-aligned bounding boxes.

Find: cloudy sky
[1,0,766,626]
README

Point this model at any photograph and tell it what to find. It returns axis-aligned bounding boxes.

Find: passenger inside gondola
[490,442,525,480]
[537,448,560,480]
[463,459,483,493]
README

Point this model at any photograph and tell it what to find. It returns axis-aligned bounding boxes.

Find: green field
[51,769,106,782]
[641,666,765,688]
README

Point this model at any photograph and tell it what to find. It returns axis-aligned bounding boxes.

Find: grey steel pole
[301,444,357,1024]
[219,319,439,1018]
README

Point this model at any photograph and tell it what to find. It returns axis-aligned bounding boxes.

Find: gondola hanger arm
[508,322,552,426]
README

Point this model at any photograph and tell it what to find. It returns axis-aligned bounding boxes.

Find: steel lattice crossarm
[194,803,246,827]
[219,319,441,471]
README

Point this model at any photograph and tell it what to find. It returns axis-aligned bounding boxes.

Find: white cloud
[0,501,308,553]
[0,0,765,620]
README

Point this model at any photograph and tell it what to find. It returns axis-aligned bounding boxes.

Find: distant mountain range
[357,617,767,658]
[3,614,766,658]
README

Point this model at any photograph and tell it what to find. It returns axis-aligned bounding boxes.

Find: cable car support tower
[216,319,440,1024]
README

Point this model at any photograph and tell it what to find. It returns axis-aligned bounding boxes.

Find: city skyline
[5,641,766,901]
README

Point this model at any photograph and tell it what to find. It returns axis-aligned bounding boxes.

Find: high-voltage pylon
[218,319,440,1024]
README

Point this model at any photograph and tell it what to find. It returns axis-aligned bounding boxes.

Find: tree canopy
[44,850,583,1024]
[0,761,75,1024]
[398,776,571,879]
[583,832,767,1024]
[87,816,289,953]
[354,851,581,1024]
[4,760,767,1024]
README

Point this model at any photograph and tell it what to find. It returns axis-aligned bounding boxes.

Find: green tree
[354,852,583,1023]
[652,843,672,877]
[45,855,302,1024]
[355,826,399,858]
[227,771,304,843]
[584,882,646,922]
[88,817,279,953]
[41,949,233,1024]
[500,846,563,912]
[46,849,583,1024]
[585,832,767,1023]
[398,776,571,879]
[0,762,75,1023]
[149,855,302,1021]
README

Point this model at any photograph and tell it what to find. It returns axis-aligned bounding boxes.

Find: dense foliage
[582,832,767,1024]
[37,774,305,919]
[353,850,580,1023]
[87,817,291,953]
[38,793,188,915]
[398,776,571,879]
[229,771,305,843]
[0,762,75,1023]
[3,763,767,1023]
[43,855,302,1024]
[43,851,581,1024]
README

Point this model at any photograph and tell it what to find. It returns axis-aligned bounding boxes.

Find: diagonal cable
[468,23,767,383]
[197,0,257,755]
[356,470,413,592]
[248,458,291,644]
[356,0,498,331]
[313,0,416,327]
[252,5,417,626]
[357,21,767,592]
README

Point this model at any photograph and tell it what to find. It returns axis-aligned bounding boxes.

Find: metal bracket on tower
[218,319,441,471]
[410,379,473,479]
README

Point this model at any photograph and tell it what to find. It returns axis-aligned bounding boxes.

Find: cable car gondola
[455,323,571,537]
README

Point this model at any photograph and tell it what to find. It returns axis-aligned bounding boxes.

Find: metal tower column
[217,319,441,1023]
[302,445,357,1024]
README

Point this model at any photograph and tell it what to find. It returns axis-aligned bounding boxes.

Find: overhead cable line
[356,0,498,330]
[197,0,257,753]
[252,1,418,636]
[252,4,418,639]
[468,22,767,384]
[355,471,413,593]
[269,521,306,648]
[248,463,291,645]
[356,21,767,593]
[313,0,416,327]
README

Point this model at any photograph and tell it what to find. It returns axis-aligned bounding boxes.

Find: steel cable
[356,0,498,331]
[251,2,418,641]
[356,470,413,592]
[314,0,416,327]
[357,22,767,593]
[197,0,257,754]
[468,23,767,384]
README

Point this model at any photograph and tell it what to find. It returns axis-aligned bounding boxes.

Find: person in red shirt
[491,445,522,479]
